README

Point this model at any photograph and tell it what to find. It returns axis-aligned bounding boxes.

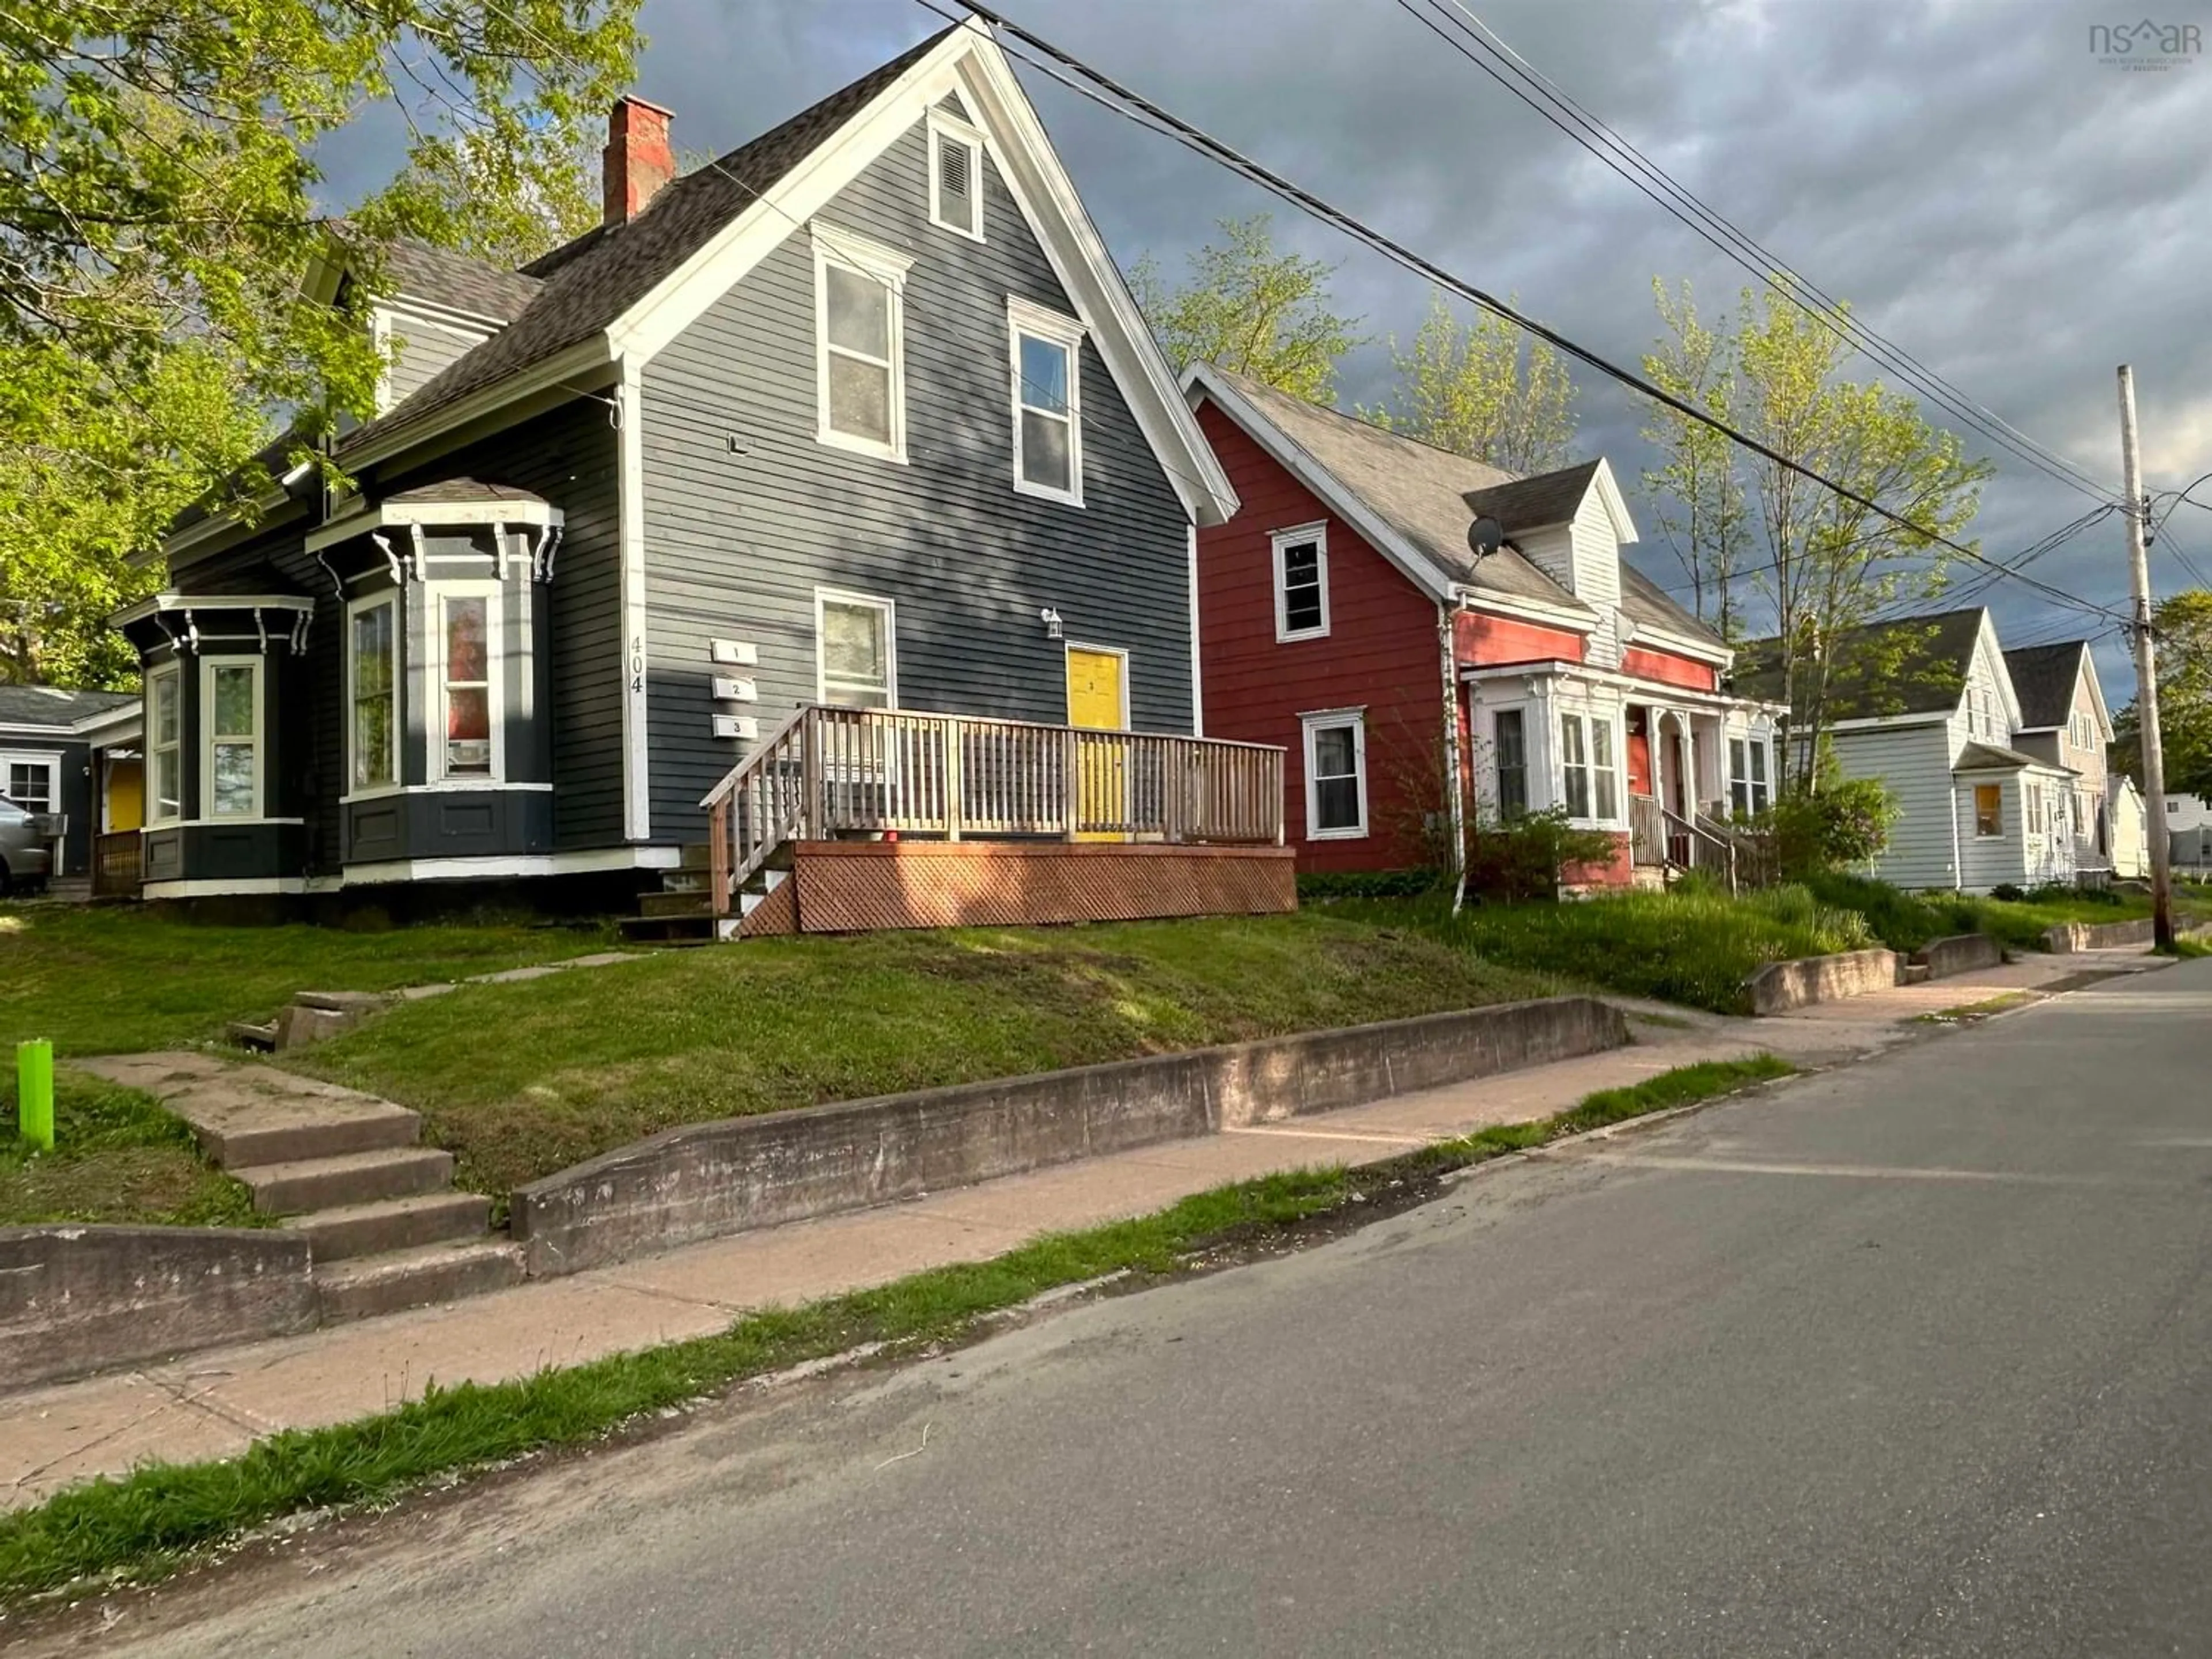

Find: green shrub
[1296,868,1442,902]
[1767,775,1898,878]
[1989,882,2027,903]
[1464,808,1622,903]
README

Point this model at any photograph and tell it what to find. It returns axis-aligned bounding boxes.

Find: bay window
[202,657,262,818]
[1729,735,1771,817]
[1493,708,1528,820]
[350,597,398,792]
[1010,299,1084,504]
[149,666,180,823]
[1559,710,1619,823]
[438,592,495,779]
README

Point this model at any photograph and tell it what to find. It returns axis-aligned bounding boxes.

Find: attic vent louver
[929,116,980,240]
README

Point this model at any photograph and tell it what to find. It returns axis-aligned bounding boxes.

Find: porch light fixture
[1040,607,1064,640]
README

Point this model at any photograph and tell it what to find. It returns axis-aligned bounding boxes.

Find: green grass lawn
[282,914,1557,1198]
[0,904,616,1057]
[1,1071,259,1229]
[1353,886,1877,1015]
[1800,872,2211,954]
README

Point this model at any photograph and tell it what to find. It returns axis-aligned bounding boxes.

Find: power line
[942,0,2127,625]
[1392,0,2122,506]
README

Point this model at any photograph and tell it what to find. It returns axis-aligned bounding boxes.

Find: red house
[1186,363,1782,885]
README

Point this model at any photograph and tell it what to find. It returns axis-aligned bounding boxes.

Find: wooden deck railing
[92,830,141,897]
[700,705,1285,916]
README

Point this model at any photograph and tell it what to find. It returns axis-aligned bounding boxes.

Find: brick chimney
[603,96,676,228]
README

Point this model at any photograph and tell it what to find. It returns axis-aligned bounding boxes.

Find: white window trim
[926,108,986,243]
[1064,641,1132,730]
[198,655,264,821]
[1728,732,1774,817]
[347,590,403,801]
[1972,783,2005,840]
[433,581,505,785]
[146,662,182,827]
[1272,521,1331,643]
[815,588,899,709]
[1,752,59,817]
[812,223,912,464]
[1301,706,1369,841]
[1557,706,1625,830]
[1009,296,1085,507]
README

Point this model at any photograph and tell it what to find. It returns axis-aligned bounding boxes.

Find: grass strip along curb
[0,1054,1793,1609]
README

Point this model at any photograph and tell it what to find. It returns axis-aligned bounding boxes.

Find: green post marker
[17,1039,54,1152]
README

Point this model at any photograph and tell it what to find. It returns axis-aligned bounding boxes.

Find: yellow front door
[1066,647,1126,840]
[105,758,144,832]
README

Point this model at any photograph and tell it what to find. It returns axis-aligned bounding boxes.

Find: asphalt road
[63,961,2212,1658]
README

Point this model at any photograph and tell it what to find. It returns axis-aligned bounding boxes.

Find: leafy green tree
[0,0,641,685]
[1365,290,1576,474]
[1130,214,1364,402]
[2112,589,2212,799]
[1642,278,1993,785]
[1639,279,1749,639]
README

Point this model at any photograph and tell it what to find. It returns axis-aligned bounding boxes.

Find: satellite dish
[1467,516,1506,562]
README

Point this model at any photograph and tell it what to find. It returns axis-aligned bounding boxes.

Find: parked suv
[0,791,53,896]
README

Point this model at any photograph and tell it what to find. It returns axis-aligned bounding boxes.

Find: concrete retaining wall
[1741,948,1903,1016]
[512,997,1630,1276]
[0,1225,317,1392]
[1911,933,2004,979]
[2041,918,2153,953]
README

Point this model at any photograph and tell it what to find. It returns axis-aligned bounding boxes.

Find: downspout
[1442,598,1468,914]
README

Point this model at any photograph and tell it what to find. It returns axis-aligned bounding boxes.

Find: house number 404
[630,636,646,695]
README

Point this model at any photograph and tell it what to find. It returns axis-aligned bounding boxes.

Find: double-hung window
[1009,299,1083,504]
[148,666,181,823]
[817,590,896,710]
[927,111,984,240]
[1729,736,1771,816]
[1493,709,1528,820]
[814,226,911,461]
[5,759,54,816]
[1974,784,2003,838]
[1272,524,1329,641]
[202,658,261,819]
[350,596,398,792]
[1559,710,1619,823]
[437,590,498,781]
[1302,710,1367,839]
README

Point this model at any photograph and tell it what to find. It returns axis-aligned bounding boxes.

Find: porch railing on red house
[699,705,1286,917]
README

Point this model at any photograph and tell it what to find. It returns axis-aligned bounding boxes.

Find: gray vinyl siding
[382,400,626,849]
[1955,774,2030,893]
[638,118,1193,841]
[380,307,493,410]
[1831,722,1960,890]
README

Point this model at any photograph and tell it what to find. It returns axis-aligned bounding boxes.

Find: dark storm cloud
[352,0,2212,684]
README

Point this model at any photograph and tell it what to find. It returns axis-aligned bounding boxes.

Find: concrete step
[315,1240,525,1324]
[226,1020,278,1052]
[239,1146,454,1215]
[282,1191,491,1262]
[620,912,715,945]
[1903,962,1933,986]
[679,842,714,870]
[639,889,710,918]
[202,1099,422,1170]
[660,870,710,894]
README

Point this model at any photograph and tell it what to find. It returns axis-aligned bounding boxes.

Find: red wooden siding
[1620,645,1718,692]
[1454,608,1584,667]
[1194,399,1444,873]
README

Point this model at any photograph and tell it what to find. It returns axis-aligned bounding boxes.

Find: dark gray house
[120,21,1240,907]
[0,685,142,891]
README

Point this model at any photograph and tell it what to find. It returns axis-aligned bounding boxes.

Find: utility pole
[2118,364,2175,951]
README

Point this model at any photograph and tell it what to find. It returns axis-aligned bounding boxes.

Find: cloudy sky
[408,2,2212,692]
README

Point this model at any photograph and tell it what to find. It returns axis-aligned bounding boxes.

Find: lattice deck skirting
[737,840,1296,935]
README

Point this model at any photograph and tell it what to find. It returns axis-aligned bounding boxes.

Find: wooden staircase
[619,842,789,945]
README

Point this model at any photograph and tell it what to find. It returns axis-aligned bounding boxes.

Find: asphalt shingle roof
[384,479,550,506]
[1461,461,1603,537]
[0,685,137,728]
[1202,366,1589,613]
[1618,562,1722,647]
[1953,740,2042,771]
[344,29,952,456]
[1735,608,1987,722]
[2002,641,2089,730]
[378,240,544,323]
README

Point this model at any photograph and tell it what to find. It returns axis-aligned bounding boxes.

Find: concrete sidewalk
[0,950,2155,1511]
